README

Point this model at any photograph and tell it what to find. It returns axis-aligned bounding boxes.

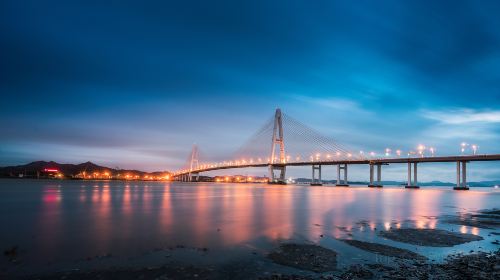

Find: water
[0,179,499,277]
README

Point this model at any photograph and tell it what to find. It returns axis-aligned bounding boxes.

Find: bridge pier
[269,164,287,184]
[405,162,419,189]
[310,164,322,186]
[189,172,199,182]
[454,161,469,190]
[336,164,349,186]
[368,163,383,188]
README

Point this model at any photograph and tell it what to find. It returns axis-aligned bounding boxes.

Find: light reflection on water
[0,179,498,272]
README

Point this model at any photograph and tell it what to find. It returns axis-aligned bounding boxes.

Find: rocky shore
[263,247,499,280]
[22,248,499,280]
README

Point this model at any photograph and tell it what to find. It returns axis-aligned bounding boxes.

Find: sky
[1,1,499,182]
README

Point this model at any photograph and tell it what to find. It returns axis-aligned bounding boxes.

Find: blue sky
[1,1,499,181]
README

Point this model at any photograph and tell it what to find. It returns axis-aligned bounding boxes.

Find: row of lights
[78,171,170,180]
[174,142,481,175]
[461,142,479,155]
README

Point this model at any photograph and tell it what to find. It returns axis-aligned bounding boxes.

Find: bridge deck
[174,154,500,176]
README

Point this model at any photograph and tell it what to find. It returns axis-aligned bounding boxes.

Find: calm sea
[0,179,498,277]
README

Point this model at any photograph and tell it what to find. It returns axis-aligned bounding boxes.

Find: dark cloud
[1,0,499,178]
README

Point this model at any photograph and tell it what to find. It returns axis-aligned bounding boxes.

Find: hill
[0,161,169,178]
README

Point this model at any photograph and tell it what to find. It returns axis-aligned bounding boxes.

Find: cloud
[419,108,500,146]
[291,95,370,114]
[422,124,498,140]
[422,108,500,124]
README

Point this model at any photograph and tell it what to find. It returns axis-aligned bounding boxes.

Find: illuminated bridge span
[173,109,500,190]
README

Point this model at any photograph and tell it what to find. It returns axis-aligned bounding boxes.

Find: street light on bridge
[472,144,478,155]
[461,142,468,154]
[417,144,425,157]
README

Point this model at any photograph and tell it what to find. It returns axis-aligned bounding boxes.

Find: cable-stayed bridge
[173,109,500,190]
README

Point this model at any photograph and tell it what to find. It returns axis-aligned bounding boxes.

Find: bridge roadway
[175,154,500,175]
[174,154,500,190]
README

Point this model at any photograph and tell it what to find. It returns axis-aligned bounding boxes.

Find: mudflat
[379,228,483,247]
[340,239,427,260]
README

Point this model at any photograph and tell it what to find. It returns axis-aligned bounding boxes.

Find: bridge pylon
[188,144,200,182]
[269,108,286,184]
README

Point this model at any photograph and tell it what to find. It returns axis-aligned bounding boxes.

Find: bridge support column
[368,163,383,188]
[336,164,349,187]
[189,172,199,182]
[454,161,469,190]
[405,162,419,189]
[311,165,322,186]
[269,165,286,184]
[414,162,418,186]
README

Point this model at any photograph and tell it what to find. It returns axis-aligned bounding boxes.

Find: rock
[268,244,337,272]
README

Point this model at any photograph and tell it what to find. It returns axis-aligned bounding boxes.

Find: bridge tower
[269,108,286,184]
[188,144,200,182]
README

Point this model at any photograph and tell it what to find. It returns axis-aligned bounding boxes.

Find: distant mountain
[0,161,169,178]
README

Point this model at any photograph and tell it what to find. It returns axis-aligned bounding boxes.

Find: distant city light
[43,168,59,172]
